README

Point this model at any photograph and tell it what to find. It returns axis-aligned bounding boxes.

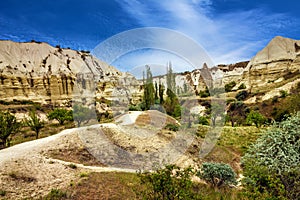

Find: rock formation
[243,36,300,88]
[0,40,142,111]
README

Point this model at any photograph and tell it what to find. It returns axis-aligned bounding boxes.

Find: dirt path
[0,125,136,200]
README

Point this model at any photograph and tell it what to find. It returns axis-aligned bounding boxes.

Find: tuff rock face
[1,36,299,108]
[0,40,142,110]
[243,36,300,88]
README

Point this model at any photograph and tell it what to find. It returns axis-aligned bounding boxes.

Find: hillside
[0,40,142,111]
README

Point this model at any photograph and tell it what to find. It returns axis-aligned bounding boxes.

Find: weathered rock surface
[243,36,300,88]
[0,40,142,110]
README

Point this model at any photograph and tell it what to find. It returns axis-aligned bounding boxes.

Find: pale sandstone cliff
[0,40,142,111]
[243,36,300,88]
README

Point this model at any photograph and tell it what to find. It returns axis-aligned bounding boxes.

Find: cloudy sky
[0,0,299,72]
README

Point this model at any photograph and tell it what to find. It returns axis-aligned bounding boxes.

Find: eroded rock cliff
[0,40,142,110]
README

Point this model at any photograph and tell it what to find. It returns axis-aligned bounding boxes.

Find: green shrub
[0,190,6,196]
[198,116,209,125]
[44,188,67,200]
[68,163,77,169]
[279,90,288,98]
[164,123,180,132]
[197,162,237,188]
[225,81,236,92]
[235,90,249,101]
[242,113,300,199]
[138,165,199,199]
[128,104,142,111]
[237,83,246,90]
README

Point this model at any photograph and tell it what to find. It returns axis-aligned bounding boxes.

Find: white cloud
[117,0,297,65]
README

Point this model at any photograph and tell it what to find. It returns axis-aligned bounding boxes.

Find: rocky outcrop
[0,40,142,110]
[243,36,300,88]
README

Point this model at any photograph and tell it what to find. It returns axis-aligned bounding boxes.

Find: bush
[128,104,142,111]
[164,123,180,132]
[0,190,6,197]
[197,162,237,188]
[198,116,209,125]
[44,189,67,200]
[279,90,288,98]
[225,81,236,92]
[138,165,199,199]
[242,113,300,199]
[235,90,249,101]
[237,83,246,90]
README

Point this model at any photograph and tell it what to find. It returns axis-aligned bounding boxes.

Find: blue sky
[0,0,299,70]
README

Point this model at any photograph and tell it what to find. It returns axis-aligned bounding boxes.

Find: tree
[47,108,73,125]
[154,81,158,103]
[226,101,249,127]
[197,162,237,188]
[166,62,176,93]
[164,63,181,118]
[0,111,21,147]
[242,113,300,199]
[73,104,94,127]
[158,80,164,104]
[208,102,225,127]
[143,65,155,110]
[26,110,45,139]
[246,110,265,127]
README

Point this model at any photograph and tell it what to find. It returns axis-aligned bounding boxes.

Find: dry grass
[66,172,142,200]
[48,146,105,167]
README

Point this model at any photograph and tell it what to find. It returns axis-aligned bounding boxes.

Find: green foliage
[166,62,176,94]
[143,65,155,110]
[26,110,45,139]
[138,165,199,200]
[197,162,237,188]
[73,104,94,127]
[199,87,210,98]
[242,113,300,199]
[225,81,236,92]
[0,111,21,147]
[198,116,209,125]
[207,101,225,127]
[164,123,180,132]
[44,188,67,200]
[164,91,182,118]
[47,108,73,125]
[128,104,142,111]
[246,110,266,128]
[237,83,246,90]
[158,82,165,104]
[279,90,288,98]
[68,163,77,169]
[0,190,6,197]
[226,101,249,127]
[235,90,249,101]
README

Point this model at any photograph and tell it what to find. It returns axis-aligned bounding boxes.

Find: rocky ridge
[0,40,142,112]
